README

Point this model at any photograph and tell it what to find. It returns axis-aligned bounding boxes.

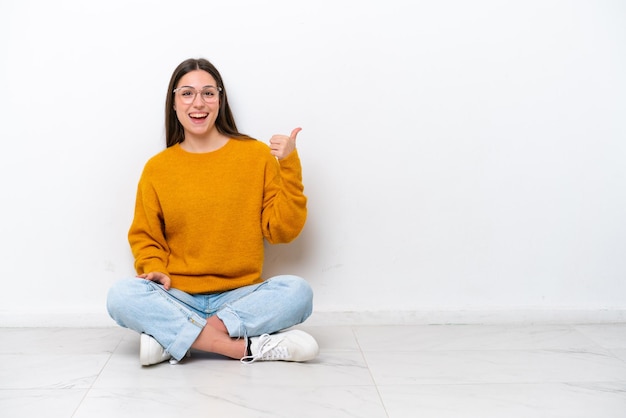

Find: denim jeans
[106,275,313,361]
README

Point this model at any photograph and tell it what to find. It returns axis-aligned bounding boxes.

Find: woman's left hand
[269,127,301,160]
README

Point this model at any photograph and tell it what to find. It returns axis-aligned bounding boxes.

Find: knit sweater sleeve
[128,166,170,276]
[261,149,307,244]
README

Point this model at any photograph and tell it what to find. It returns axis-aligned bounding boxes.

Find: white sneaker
[140,333,172,366]
[241,330,319,363]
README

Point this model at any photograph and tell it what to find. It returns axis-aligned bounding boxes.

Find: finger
[269,142,281,151]
[141,272,159,283]
[147,272,171,290]
[290,127,302,141]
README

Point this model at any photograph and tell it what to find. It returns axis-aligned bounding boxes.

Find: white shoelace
[241,334,290,363]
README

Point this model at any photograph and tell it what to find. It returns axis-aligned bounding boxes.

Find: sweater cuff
[279,149,301,169]
[137,261,169,277]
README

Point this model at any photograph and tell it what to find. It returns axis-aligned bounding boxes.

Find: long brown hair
[165,58,250,147]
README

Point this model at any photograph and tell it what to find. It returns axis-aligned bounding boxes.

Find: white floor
[1,323,626,417]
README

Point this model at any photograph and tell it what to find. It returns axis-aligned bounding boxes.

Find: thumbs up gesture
[269,127,301,160]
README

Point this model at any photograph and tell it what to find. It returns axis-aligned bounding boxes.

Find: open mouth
[189,113,209,120]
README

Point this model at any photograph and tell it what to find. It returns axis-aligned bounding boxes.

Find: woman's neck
[180,132,229,153]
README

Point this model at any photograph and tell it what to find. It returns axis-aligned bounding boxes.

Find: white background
[1,0,625,325]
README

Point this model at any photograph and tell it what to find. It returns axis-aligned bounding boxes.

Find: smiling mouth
[189,113,208,119]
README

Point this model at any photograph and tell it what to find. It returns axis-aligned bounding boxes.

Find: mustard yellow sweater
[128,139,307,294]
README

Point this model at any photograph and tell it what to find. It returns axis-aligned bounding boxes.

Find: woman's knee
[272,275,313,301]
[270,275,313,319]
[106,278,147,323]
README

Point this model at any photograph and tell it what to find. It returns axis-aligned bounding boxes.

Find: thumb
[290,127,302,141]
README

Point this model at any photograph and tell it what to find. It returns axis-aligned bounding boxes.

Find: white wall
[1,0,625,326]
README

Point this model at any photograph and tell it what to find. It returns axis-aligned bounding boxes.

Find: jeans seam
[148,280,205,329]
[217,306,246,340]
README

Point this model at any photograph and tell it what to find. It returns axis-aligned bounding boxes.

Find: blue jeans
[106,275,313,361]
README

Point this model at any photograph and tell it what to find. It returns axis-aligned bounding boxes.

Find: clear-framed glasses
[173,85,222,104]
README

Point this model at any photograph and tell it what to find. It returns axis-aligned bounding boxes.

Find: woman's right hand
[137,271,172,290]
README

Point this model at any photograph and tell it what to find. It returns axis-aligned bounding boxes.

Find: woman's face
[173,69,220,140]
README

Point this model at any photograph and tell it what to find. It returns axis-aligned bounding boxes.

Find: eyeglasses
[173,85,222,104]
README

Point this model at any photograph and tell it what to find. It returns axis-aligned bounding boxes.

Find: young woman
[106,58,318,366]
